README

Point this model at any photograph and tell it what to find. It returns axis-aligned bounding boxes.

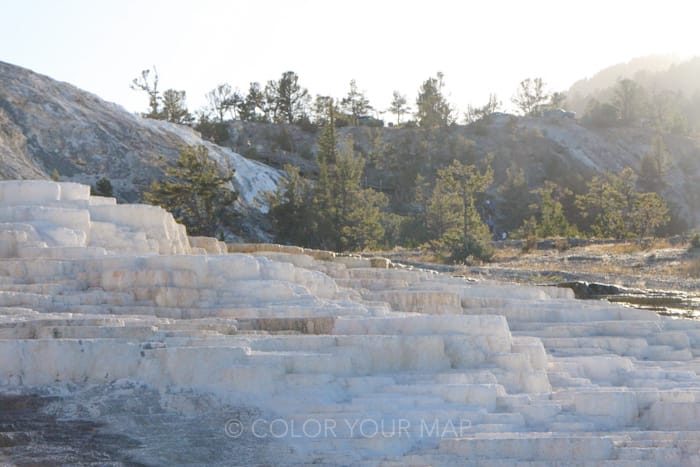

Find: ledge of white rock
[2,180,700,466]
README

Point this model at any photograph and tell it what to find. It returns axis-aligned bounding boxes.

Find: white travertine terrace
[1,180,700,465]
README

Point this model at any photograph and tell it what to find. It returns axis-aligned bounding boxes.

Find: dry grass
[585,239,671,255]
[381,240,697,291]
[681,257,700,278]
[492,247,522,262]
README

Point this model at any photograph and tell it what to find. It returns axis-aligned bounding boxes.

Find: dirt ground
[381,241,700,294]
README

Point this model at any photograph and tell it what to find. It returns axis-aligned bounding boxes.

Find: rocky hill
[2,60,700,240]
[231,115,700,230]
[0,61,282,240]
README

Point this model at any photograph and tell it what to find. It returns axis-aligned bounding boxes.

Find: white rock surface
[2,180,700,466]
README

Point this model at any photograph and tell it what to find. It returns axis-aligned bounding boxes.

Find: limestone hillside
[0,61,282,240]
[230,116,700,228]
[2,60,700,234]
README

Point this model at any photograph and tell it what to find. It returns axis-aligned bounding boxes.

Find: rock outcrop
[0,61,282,240]
[2,180,700,465]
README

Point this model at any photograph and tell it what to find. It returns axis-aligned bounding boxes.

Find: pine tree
[637,135,668,193]
[206,83,240,121]
[332,136,387,250]
[266,71,310,124]
[239,82,268,122]
[427,178,459,241]
[535,181,573,238]
[575,171,629,238]
[613,78,645,124]
[575,168,651,239]
[161,89,192,124]
[341,79,372,125]
[511,78,549,116]
[415,72,453,128]
[341,188,387,250]
[145,145,237,237]
[312,99,339,248]
[388,91,410,125]
[317,101,339,166]
[465,94,501,123]
[430,160,494,261]
[269,164,314,245]
[93,177,113,197]
[497,165,532,233]
[269,100,387,251]
[630,192,669,240]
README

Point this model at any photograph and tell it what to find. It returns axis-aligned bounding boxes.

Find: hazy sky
[1,0,698,118]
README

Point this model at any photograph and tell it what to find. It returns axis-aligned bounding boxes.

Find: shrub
[447,233,494,264]
[522,235,537,253]
[554,238,570,252]
[296,115,317,133]
[299,146,314,160]
[273,128,294,152]
[196,118,229,144]
[92,177,113,197]
[690,233,700,250]
[682,257,700,278]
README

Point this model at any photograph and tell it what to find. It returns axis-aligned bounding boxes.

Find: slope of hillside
[2,60,700,241]
[230,115,700,230]
[566,55,700,121]
[567,55,680,108]
[0,61,282,239]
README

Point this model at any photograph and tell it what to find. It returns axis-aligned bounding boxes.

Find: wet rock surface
[0,385,276,466]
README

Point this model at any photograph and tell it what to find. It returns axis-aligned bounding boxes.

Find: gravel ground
[382,243,700,292]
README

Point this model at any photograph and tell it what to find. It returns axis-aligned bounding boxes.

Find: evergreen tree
[613,78,646,124]
[269,164,314,245]
[410,173,432,242]
[145,145,237,237]
[316,99,339,165]
[341,188,387,251]
[575,168,639,239]
[630,192,670,239]
[497,165,531,233]
[511,78,549,116]
[341,79,372,125]
[206,83,240,121]
[465,94,501,123]
[647,90,687,135]
[415,72,454,128]
[583,99,619,127]
[267,71,310,124]
[549,91,567,109]
[161,89,192,124]
[93,177,114,197]
[534,181,573,237]
[329,135,387,250]
[580,173,626,238]
[637,135,668,193]
[194,112,229,144]
[333,135,364,223]
[431,160,494,261]
[426,177,459,241]
[270,100,387,251]
[388,91,410,125]
[311,101,338,249]
[239,82,268,122]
